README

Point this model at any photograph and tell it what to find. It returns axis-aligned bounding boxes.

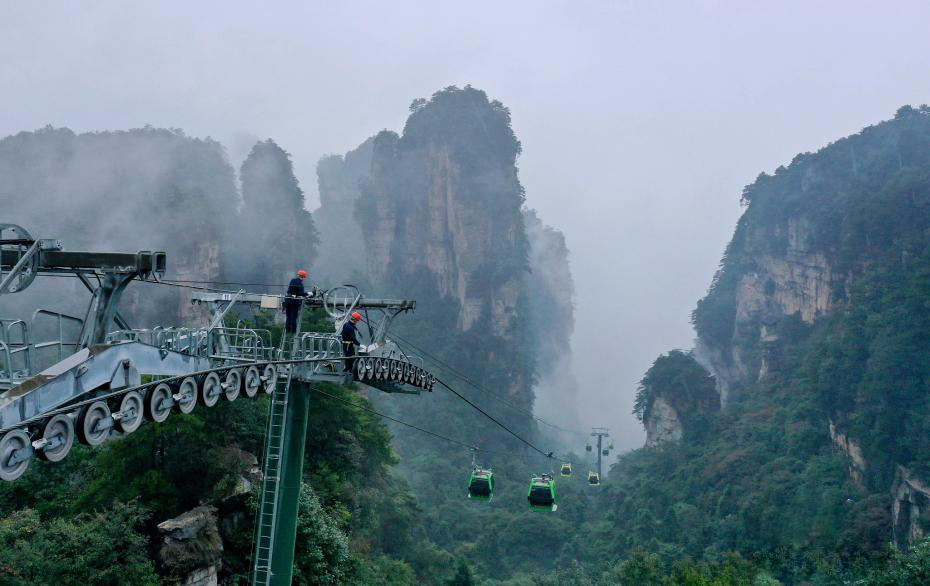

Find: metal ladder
[251,370,291,585]
[252,304,303,585]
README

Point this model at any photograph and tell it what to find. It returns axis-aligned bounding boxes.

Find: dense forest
[3,92,930,585]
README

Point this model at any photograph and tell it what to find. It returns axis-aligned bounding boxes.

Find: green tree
[292,483,351,585]
[447,558,478,585]
[0,502,156,585]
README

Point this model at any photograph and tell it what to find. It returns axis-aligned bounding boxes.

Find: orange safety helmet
[351,312,362,321]
[297,269,308,279]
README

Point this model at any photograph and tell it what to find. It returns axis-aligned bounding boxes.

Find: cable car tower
[589,427,611,484]
[0,223,437,586]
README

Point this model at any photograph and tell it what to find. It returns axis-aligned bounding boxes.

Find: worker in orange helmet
[283,269,309,333]
[341,311,362,373]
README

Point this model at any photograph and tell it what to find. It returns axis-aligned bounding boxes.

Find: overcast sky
[4,1,930,449]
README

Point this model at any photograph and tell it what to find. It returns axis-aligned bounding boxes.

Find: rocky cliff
[0,126,238,328]
[313,138,374,283]
[641,105,930,547]
[355,112,526,337]
[524,209,581,428]
[315,86,577,417]
[693,106,930,405]
[635,350,719,446]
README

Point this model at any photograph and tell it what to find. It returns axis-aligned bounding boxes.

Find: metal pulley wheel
[38,414,74,462]
[77,400,111,447]
[0,224,39,294]
[243,366,261,398]
[201,372,222,407]
[364,358,375,380]
[176,377,198,414]
[224,369,242,401]
[390,360,401,381]
[354,358,366,380]
[115,391,144,433]
[0,429,31,481]
[146,383,173,422]
[373,358,385,380]
[262,364,277,393]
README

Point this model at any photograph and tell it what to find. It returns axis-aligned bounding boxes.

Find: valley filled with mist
[5,3,930,585]
[4,85,930,585]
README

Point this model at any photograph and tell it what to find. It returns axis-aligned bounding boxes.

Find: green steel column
[269,380,311,585]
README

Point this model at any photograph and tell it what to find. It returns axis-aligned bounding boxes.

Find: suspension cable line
[309,386,568,464]
[380,328,588,436]
[432,376,554,460]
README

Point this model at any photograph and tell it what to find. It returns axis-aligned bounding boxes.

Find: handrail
[0,339,10,380]
[31,309,82,365]
[0,319,31,376]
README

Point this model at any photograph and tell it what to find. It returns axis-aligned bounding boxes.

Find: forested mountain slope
[552,105,930,584]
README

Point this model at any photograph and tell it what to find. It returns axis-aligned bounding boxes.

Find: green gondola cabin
[560,463,572,476]
[468,468,494,500]
[527,474,557,512]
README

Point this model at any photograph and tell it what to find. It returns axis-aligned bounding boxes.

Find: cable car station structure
[0,221,594,584]
[0,222,436,585]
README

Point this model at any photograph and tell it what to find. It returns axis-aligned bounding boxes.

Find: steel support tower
[591,427,610,480]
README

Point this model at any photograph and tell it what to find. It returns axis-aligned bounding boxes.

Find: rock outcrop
[357,124,525,337]
[157,505,223,585]
[892,465,930,549]
[695,217,839,404]
[313,138,374,283]
[0,126,238,328]
[315,87,575,415]
[637,350,718,446]
[524,209,581,428]
[829,420,867,489]
[644,396,683,447]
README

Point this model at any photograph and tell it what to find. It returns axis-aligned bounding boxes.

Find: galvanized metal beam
[189,291,415,311]
[1,250,166,275]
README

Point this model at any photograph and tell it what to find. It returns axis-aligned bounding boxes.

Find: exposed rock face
[892,465,930,548]
[695,215,841,405]
[313,86,578,419]
[175,241,221,326]
[0,126,237,329]
[358,130,525,336]
[313,138,374,283]
[645,396,682,447]
[829,420,866,489]
[524,209,581,429]
[157,505,223,585]
[638,350,718,446]
[736,218,834,325]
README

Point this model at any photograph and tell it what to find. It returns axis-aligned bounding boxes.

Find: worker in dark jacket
[283,269,309,333]
[341,312,362,373]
